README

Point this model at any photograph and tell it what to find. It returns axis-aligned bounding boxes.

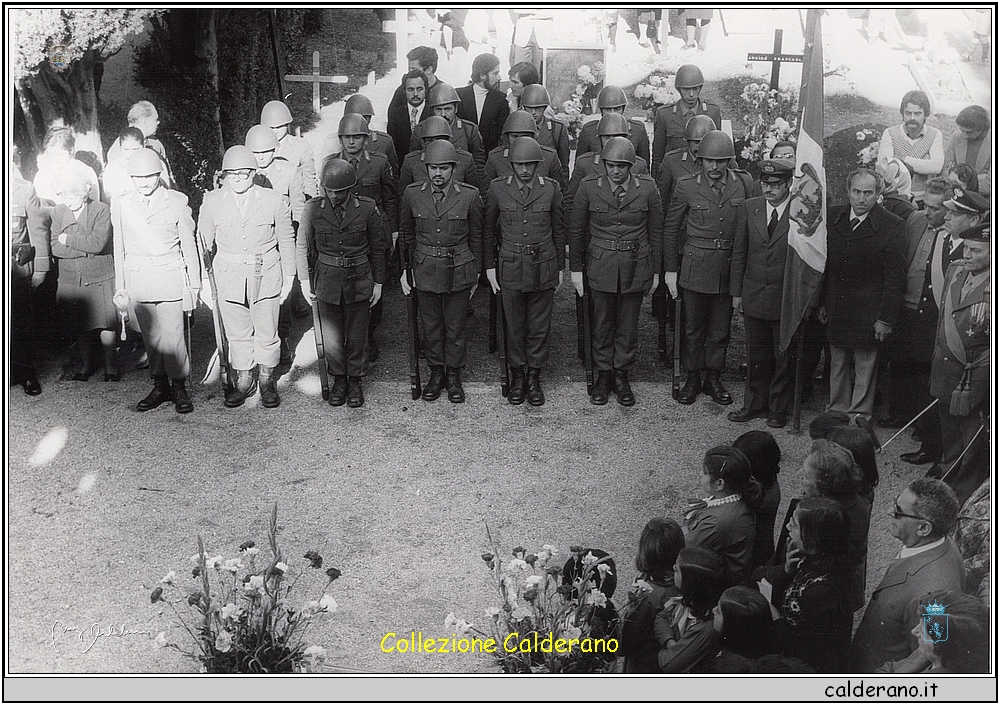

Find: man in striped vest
[877,90,943,205]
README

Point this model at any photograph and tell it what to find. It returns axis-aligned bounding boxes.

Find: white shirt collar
[850,208,871,225]
[898,536,945,559]
[767,195,791,219]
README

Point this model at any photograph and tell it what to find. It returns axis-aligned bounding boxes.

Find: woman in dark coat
[50,173,119,380]
[733,431,782,569]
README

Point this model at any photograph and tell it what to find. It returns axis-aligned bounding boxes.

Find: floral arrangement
[630,56,683,118]
[450,538,619,674]
[856,127,881,166]
[555,62,606,140]
[149,505,341,673]
[735,81,799,165]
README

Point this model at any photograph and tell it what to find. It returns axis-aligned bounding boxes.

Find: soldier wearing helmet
[520,84,570,186]
[575,85,651,166]
[398,139,484,404]
[566,113,651,214]
[321,95,400,177]
[569,136,664,407]
[398,115,480,198]
[651,64,723,175]
[483,110,565,190]
[321,112,398,363]
[111,147,201,413]
[260,100,318,200]
[297,158,385,409]
[409,82,487,184]
[664,130,753,407]
[197,145,296,409]
[656,114,717,213]
[482,136,566,406]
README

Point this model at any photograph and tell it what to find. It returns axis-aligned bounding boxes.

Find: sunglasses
[890,501,929,523]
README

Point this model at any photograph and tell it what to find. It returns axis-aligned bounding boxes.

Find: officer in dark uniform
[729,158,795,427]
[569,137,663,406]
[483,137,565,406]
[399,140,484,403]
[298,160,385,408]
[323,113,397,363]
[410,83,487,185]
[11,148,48,395]
[566,113,650,212]
[484,110,565,190]
[521,84,571,186]
[651,64,723,175]
[664,130,750,406]
[575,85,651,166]
[320,94,400,178]
[398,116,480,198]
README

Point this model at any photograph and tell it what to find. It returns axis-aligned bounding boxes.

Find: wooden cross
[382,9,427,82]
[285,51,349,114]
[747,29,804,90]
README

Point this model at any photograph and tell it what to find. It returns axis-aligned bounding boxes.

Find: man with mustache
[877,90,944,205]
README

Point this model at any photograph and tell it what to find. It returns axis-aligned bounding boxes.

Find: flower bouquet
[555,62,606,141]
[735,81,799,166]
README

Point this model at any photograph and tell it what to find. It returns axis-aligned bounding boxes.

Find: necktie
[767,208,779,238]
[520,184,530,199]
[334,204,345,226]
[349,158,358,170]
[961,271,975,301]
[411,106,419,128]
[615,186,624,206]
[850,217,860,230]
[712,181,723,199]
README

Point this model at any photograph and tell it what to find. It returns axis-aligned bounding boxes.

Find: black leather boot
[137,374,172,411]
[329,375,348,406]
[224,369,257,408]
[445,367,465,403]
[347,376,365,407]
[677,371,702,405]
[508,367,526,405]
[259,366,280,408]
[591,370,613,405]
[170,378,194,414]
[526,367,544,406]
[613,369,635,406]
[422,366,445,401]
[703,370,733,405]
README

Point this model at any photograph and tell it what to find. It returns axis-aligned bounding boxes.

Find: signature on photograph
[51,620,152,654]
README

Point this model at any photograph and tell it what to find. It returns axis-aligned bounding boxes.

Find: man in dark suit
[820,168,905,421]
[387,46,439,114]
[457,53,509,154]
[387,70,429,170]
[729,158,795,427]
[850,478,963,672]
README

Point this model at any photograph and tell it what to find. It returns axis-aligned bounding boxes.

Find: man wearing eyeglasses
[850,478,964,672]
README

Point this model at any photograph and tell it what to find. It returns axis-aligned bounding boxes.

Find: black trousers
[742,314,794,414]
[10,271,37,381]
[886,307,941,453]
[415,288,471,368]
[316,299,370,377]
[591,289,643,371]
[940,404,989,506]
[501,287,554,368]
[682,288,732,372]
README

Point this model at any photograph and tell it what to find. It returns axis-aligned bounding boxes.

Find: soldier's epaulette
[406,181,428,192]
[457,181,478,192]
[501,175,512,186]
[665,147,687,157]
[676,173,699,183]
[634,172,655,183]
[540,145,557,155]
[628,117,646,127]
[538,175,557,187]
[355,194,376,205]
[580,172,602,183]
[305,195,324,205]
[367,150,388,162]
[457,147,474,157]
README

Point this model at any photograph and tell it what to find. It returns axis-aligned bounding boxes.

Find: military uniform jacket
[296,193,385,306]
[652,99,723,174]
[399,180,484,294]
[731,196,789,320]
[566,151,650,214]
[112,187,200,303]
[254,156,306,224]
[576,117,651,167]
[664,171,750,295]
[11,173,50,277]
[483,174,565,292]
[50,200,114,285]
[275,133,318,198]
[568,172,664,295]
[398,147,480,199]
[535,117,571,184]
[822,204,906,348]
[484,144,565,191]
[321,130,400,179]
[324,149,398,236]
[656,148,701,214]
[929,262,990,409]
[409,117,487,183]
[198,184,295,304]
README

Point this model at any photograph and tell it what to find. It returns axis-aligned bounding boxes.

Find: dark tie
[615,186,624,206]
[349,158,358,170]
[712,181,723,199]
[850,217,860,230]
[767,208,779,238]
[520,184,530,199]
[334,204,345,226]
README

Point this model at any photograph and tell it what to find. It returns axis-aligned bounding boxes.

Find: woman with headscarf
[877,157,916,221]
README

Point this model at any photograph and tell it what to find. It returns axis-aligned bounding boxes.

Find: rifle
[488,285,499,353]
[653,286,668,364]
[497,291,510,397]
[672,291,683,401]
[402,249,422,400]
[311,300,330,401]
[203,253,235,393]
[577,275,595,396]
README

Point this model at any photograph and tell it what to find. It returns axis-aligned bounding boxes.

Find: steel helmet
[260,100,293,127]
[502,110,538,136]
[343,94,375,119]
[428,82,461,109]
[338,113,370,137]
[423,139,459,165]
[245,124,279,152]
[221,145,258,171]
[674,64,705,89]
[320,158,357,190]
[128,148,163,177]
[697,130,736,160]
[508,137,544,163]
[597,85,627,110]
[600,136,636,166]
[683,114,717,142]
[520,84,551,108]
[420,115,453,140]
[597,112,630,138]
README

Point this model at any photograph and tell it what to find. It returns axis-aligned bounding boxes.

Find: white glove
[399,271,412,296]
[571,270,584,297]
[370,282,383,308]
[279,276,294,303]
[486,268,500,294]
[664,271,678,299]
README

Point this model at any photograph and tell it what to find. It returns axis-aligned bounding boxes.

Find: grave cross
[285,51,349,114]
[747,29,804,90]
[382,9,427,84]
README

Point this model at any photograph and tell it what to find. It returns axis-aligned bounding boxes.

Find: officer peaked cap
[944,188,989,215]
[757,158,794,183]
